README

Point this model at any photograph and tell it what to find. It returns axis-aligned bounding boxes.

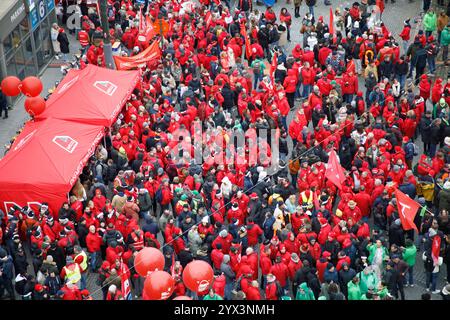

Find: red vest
[78,31,89,47]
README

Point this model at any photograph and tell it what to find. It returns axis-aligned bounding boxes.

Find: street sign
[46,0,55,12]
[30,8,39,31]
[38,0,46,20]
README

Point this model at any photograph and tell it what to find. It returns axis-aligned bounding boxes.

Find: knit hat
[428,228,437,237]
[443,284,450,295]
[267,274,276,283]
[444,181,450,190]
[223,254,230,263]
[219,229,228,238]
[445,136,450,146]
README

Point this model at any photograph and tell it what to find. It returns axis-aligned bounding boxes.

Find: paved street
[2,1,448,300]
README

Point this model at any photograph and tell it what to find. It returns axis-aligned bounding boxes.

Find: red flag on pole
[394,189,419,233]
[329,7,334,36]
[139,7,146,34]
[205,11,212,30]
[120,259,132,300]
[432,235,441,265]
[270,52,277,85]
[325,150,346,189]
[240,23,252,60]
[170,252,176,276]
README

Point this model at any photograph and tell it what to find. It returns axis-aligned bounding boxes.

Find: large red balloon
[134,247,165,277]
[21,76,43,97]
[182,260,214,293]
[173,295,193,300]
[143,271,175,300]
[1,76,22,96]
[24,96,46,117]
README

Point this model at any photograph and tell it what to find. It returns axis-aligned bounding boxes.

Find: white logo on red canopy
[13,130,37,152]
[93,81,117,96]
[58,75,80,94]
[52,136,78,153]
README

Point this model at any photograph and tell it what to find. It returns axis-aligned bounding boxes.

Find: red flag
[139,7,146,34]
[114,41,161,70]
[394,189,419,233]
[270,52,277,85]
[120,259,132,300]
[432,235,441,265]
[170,252,176,276]
[240,23,252,60]
[205,11,212,30]
[329,7,334,37]
[325,150,346,189]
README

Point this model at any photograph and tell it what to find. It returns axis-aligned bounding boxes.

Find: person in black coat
[57,28,70,61]
[13,248,29,276]
[389,219,405,247]
[77,218,89,248]
[0,89,7,119]
[419,111,433,155]
[338,263,357,298]
[220,84,235,111]
[178,248,194,269]
[46,242,65,273]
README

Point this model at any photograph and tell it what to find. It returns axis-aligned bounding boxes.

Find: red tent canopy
[0,118,105,214]
[35,64,140,126]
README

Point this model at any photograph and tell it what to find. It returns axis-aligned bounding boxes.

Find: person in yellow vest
[60,256,81,288]
[299,189,314,211]
[73,245,88,290]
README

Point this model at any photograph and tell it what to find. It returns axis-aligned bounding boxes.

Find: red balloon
[21,76,43,97]
[134,247,165,277]
[143,271,175,300]
[24,96,46,117]
[182,260,214,293]
[1,76,22,96]
[173,295,193,300]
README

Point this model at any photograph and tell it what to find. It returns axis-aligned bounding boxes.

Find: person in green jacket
[250,58,266,90]
[295,282,316,300]
[367,240,389,274]
[423,9,438,37]
[358,266,380,294]
[441,24,450,64]
[401,239,417,287]
[203,288,223,300]
[347,277,362,300]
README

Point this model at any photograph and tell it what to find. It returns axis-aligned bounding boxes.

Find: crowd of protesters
[2,0,450,301]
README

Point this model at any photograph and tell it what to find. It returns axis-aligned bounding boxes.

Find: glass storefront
[1,11,55,103]
[3,14,54,79]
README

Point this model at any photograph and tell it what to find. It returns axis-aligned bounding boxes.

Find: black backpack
[275,281,284,299]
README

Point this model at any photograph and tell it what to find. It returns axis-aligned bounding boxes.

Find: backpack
[275,281,284,299]
[155,187,163,203]
[412,142,419,156]
[97,160,109,182]
[253,62,261,74]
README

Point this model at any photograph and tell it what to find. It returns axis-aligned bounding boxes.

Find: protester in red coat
[212,230,233,254]
[246,220,263,246]
[264,275,278,300]
[418,74,431,100]
[270,257,289,288]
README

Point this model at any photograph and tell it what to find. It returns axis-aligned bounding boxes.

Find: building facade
[0,0,57,82]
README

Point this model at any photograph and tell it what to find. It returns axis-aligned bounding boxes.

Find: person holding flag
[119,258,132,300]
[422,227,444,294]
